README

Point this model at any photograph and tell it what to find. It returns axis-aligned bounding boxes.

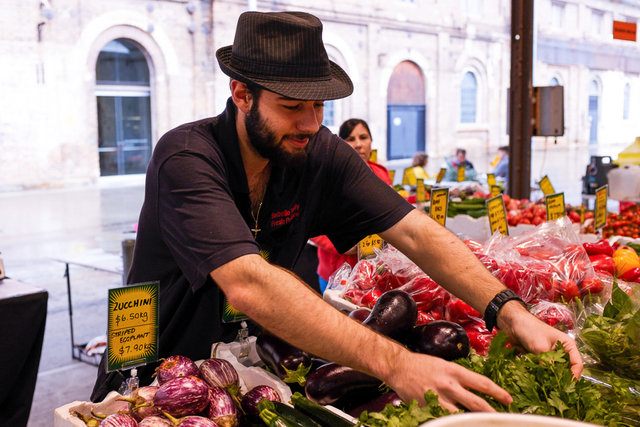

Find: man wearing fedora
[92,11,581,411]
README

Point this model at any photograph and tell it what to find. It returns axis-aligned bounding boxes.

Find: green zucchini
[258,399,323,427]
[290,392,355,427]
[259,408,301,427]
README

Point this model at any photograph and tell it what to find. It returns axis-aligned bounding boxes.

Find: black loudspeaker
[582,156,618,195]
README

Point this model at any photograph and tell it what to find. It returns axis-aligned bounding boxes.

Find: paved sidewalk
[0,177,144,426]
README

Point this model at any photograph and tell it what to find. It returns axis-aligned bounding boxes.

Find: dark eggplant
[362,289,417,342]
[346,392,403,418]
[304,362,383,405]
[348,307,372,323]
[256,332,312,386]
[407,320,470,361]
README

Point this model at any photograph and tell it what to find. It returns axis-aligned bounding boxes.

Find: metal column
[508,0,534,200]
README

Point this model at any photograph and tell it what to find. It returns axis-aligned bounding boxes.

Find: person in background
[310,118,391,293]
[492,145,509,180]
[411,151,430,181]
[445,147,477,181]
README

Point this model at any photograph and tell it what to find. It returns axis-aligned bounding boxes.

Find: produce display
[63,200,640,426]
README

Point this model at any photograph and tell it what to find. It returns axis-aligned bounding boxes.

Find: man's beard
[245,101,310,170]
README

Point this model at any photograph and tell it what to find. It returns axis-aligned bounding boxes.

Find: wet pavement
[0,142,627,426]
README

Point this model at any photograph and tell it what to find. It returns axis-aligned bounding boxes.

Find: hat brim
[216,46,353,101]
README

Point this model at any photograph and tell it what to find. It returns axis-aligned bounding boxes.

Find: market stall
[0,278,48,426]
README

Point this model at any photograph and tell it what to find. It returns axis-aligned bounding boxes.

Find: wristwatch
[484,289,526,332]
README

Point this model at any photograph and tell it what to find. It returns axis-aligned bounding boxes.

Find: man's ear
[230,80,253,115]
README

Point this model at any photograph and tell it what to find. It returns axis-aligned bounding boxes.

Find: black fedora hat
[216,11,353,101]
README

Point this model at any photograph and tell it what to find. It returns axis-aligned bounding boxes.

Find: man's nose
[297,103,321,134]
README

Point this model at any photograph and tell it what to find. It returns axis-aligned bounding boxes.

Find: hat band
[230,55,331,80]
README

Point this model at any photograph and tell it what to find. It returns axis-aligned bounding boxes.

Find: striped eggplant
[100,413,139,426]
[138,416,173,427]
[207,387,238,427]
[199,358,240,398]
[174,416,219,426]
[153,376,210,417]
[155,355,199,385]
[240,385,281,420]
[119,385,160,421]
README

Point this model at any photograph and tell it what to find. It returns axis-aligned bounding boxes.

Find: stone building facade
[0,0,638,190]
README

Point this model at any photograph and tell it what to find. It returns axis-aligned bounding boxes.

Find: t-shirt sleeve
[157,151,260,292]
[316,136,414,253]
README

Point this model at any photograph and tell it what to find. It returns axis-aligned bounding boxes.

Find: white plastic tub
[421,413,599,427]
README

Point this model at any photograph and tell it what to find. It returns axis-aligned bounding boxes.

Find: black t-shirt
[128,98,413,364]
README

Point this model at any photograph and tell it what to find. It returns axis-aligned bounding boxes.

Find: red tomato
[360,288,383,308]
[343,288,364,305]
[415,311,434,326]
[555,278,580,302]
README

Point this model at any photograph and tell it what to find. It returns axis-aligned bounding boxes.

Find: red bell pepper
[619,267,640,283]
[588,254,616,275]
[583,239,614,257]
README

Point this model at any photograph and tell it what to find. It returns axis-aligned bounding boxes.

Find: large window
[623,83,631,120]
[460,71,478,123]
[591,9,603,35]
[96,39,152,176]
[551,2,565,28]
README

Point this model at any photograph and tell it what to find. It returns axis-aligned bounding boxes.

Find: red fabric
[311,161,392,281]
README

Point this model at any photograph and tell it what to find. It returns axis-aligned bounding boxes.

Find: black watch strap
[484,289,525,332]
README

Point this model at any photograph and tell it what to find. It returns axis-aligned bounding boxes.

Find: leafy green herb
[580,282,640,380]
[357,391,454,427]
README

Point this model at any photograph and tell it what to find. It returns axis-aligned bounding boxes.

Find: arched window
[623,83,631,120]
[386,61,426,160]
[550,77,560,86]
[96,39,152,176]
[460,71,477,123]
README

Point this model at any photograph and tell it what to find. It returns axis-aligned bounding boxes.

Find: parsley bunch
[357,391,454,426]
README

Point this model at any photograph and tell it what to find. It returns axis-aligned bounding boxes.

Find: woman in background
[310,118,392,293]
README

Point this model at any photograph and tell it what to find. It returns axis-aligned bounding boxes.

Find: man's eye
[314,102,324,108]
[283,104,301,111]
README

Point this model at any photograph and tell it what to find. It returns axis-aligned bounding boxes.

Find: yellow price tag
[108,282,159,372]
[539,175,555,195]
[358,234,384,260]
[545,193,565,221]
[369,149,377,163]
[388,170,396,183]
[580,203,585,224]
[436,168,446,183]
[595,185,608,230]
[429,187,449,226]
[416,179,426,203]
[490,185,501,197]
[457,166,466,182]
[402,167,416,186]
[487,173,496,187]
[487,195,509,236]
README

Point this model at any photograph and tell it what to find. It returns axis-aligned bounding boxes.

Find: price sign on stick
[545,193,566,221]
[595,185,608,230]
[487,173,496,187]
[358,234,384,260]
[457,166,466,182]
[487,195,509,236]
[430,187,449,226]
[369,149,378,163]
[436,168,446,183]
[490,185,501,197]
[416,178,426,203]
[402,167,416,186]
[388,169,396,183]
[108,282,159,372]
[538,175,555,195]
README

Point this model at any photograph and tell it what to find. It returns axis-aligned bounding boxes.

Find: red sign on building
[613,20,637,42]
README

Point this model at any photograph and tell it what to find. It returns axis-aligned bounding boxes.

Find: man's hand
[386,350,512,413]
[498,301,583,378]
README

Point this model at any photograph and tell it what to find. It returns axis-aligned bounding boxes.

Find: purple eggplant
[362,290,417,342]
[207,386,238,427]
[240,385,281,420]
[199,358,240,398]
[256,332,312,386]
[155,355,200,385]
[304,362,383,405]
[347,392,403,418]
[119,385,160,421]
[138,416,173,427]
[100,413,139,426]
[174,416,219,426]
[407,320,470,361]
[153,375,210,417]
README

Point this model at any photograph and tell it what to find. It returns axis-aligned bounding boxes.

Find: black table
[0,278,48,427]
